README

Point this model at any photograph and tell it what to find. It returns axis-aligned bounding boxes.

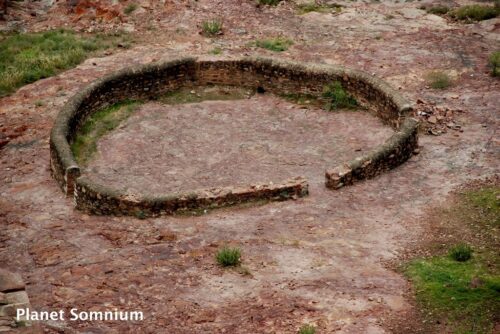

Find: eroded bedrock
[83,93,393,195]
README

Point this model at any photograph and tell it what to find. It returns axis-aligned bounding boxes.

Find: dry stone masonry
[0,269,41,333]
[50,57,419,217]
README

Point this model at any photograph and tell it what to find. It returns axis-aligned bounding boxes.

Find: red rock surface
[0,0,499,333]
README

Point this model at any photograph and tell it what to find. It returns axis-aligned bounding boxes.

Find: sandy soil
[0,0,499,333]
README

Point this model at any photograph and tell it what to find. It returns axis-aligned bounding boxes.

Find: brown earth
[0,0,499,333]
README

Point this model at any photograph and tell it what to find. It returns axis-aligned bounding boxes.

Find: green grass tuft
[124,3,138,15]
[449,243,473,262]
[449,5,499,22]
[209,47,222,55]
[216,246,241,267]
[426,71,452,89]
[426,5,450,15]
[255,37,293,52]
[0,29,132,97]
[489,51,500,77]
[71,100,141,165]
[298,324,316,334]
[201,19,223,37]
[322,81,358,110]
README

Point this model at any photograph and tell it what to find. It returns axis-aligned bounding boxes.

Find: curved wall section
[50,57,419,217]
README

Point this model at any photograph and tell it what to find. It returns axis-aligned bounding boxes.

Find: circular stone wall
[50,57,419,217]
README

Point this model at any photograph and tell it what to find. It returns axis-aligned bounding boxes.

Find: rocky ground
[0,0,499,333]
[85,96,391,195]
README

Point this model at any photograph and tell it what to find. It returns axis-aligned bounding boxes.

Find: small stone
[5,291,29,305]
[427,116,437,124]
[0,270,24,293]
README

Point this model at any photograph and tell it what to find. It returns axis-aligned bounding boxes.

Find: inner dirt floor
[85,95,391,194]
[0,0,499,333]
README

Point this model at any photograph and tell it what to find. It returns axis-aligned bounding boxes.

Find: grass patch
[406,256,499,332]
[404,184,500,333]
[298,324,316,334]
[209,47,222,55]
[322,81,358,110]
[281,82,360,111]
[71,100,141,165]
[201,19,223,37]
[159,86,253,105]
[216,246,241,267]
[297,3,341,15]
[449,243,473,262]
[425,5,450,15]
[258,0,281,6]
[255,37,293,52]
[449,5,499,22]
[426,71,452,89]
[489,51,500,77]
[123,3,138,15]
[0,29,132,97]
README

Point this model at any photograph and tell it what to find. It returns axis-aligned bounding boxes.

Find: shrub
[449,5,499,22]
[449,243,473,262]
[322,81,358,110]
[258,0,281,6]
[124,3,138,15]
[489,51,500,77]
[426,71,452,89]
[426,5,450,15]
[255,38,293,52]
[216,246,241,267]
[298,324,316,334]
[201,19,223,36]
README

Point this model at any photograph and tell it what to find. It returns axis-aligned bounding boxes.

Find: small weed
[449,5,499,22]
[209,47,222,55]
[385,14,395,20]
[297,3,341,15]
[489,51,500,77]
[426,71,452,89]
[258,0,281,6]
[216,246,241,267]
[426,5,450,15]
[298,324,316,334]
[34,100,44,107]
[449,243,473,262]
[201,19,223,37]
[255,37,293,52]
[322,81,358,110]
